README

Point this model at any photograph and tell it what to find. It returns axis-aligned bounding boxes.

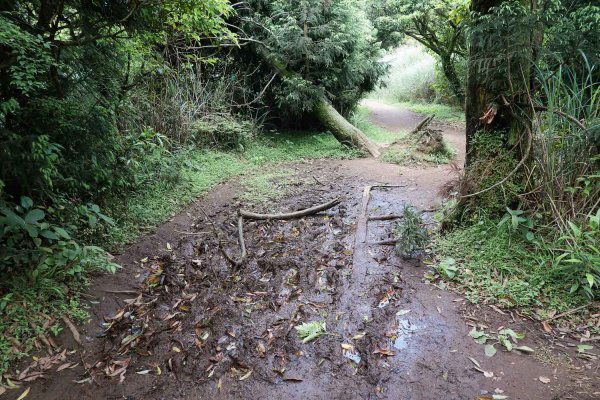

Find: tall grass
[370,45,436,103]
[528,58,600,223]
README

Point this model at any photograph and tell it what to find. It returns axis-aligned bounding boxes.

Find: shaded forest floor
[8,102,599,400]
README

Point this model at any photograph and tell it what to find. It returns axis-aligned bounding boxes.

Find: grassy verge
[0,130,359,377]
[431,220,588,313]
[102,131,359,246]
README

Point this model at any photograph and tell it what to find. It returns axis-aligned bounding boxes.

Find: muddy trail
[14,102,598,400]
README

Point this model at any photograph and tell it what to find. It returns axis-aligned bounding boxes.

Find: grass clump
[433,219,587,311]
[382,138,456,166]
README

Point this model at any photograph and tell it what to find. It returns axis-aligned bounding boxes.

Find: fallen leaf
[16,387,30,400]
[341,343,354,350]
[56,362,77,372]
[373,348,396,356]
[484,371,494,378]
[353,332,366,340]
[514,346,534,353]
[542,321,552,333]
[136,370,152,375]
[468,357,481,368]
[239,369,253,381]
[485,344,497,357]
[257,342,266,357]
[539,376,551,384]
[396,309,411,316]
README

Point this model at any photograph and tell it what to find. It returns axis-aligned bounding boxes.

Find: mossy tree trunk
[314,98,381,157]
[465,0,536,168]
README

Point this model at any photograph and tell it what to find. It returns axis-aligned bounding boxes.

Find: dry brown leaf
[539,376,551,384]
[373,348,396,356]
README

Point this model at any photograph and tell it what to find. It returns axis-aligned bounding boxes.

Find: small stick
[101,289,140,295]
[174,230,208,236]
[544,302,597,322]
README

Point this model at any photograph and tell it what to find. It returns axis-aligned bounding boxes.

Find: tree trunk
[440,54,464,105]
[314,98,381,157]
[466,0,514,167]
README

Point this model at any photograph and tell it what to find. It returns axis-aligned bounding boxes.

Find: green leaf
[484,344,496,357]
[24,209,44,224]
[514,346,534,353]
[295,321,326,343]
[40,230,59,240]
[525,231,534,241]
[20,196,33,209]
[53,227,70,239]
[577,344,593,353]
[585,273,594,287]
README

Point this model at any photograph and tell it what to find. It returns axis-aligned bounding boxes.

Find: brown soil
[11,102,599,400]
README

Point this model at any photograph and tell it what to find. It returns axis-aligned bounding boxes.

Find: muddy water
[19,104,599,400]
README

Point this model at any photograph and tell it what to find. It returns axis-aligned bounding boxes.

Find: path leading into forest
[17,102,598,400]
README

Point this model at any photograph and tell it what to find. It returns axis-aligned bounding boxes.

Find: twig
[544,302,597,322]
[532,105,586,130]
[355,186,372,245]
[221,215,246,267]
[174,230,209,236]
[101,289,140,295]
[239,198,341,220]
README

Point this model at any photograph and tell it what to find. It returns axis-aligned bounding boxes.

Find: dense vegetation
[0,0,598,378]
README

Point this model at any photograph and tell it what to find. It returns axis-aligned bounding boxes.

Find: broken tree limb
[219,215,247,268]
[368,214,404,221]
[239,198,341,220]
[371,239,397,246]
[409,114,435,135]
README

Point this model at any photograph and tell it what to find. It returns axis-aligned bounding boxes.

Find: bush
[190,115,256,151]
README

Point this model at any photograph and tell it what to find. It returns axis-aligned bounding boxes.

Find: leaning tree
[230,0,387,157]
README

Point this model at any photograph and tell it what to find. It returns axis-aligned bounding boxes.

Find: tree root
[239,198,341,220]
[215,198,342,267]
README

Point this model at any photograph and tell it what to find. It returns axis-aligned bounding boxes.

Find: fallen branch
[371,239,397,246]
[368,214,404,221]
[221,215,247,267]
[409,114,435,135]
[239,198,341,220]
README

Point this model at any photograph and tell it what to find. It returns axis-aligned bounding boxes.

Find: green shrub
[394,205,429,258]
[190,115,256,151]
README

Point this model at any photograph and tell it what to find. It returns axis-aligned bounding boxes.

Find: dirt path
[15,102,598,400]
